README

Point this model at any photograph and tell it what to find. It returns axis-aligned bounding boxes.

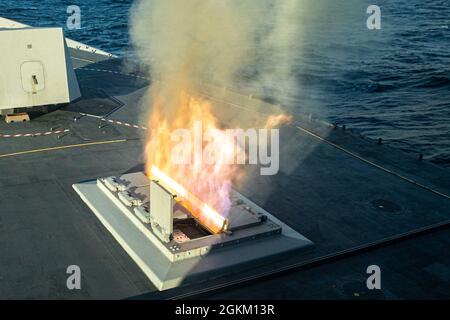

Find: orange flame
[145,88,292,233]
[151,165,228,234]
[145,90,242,232]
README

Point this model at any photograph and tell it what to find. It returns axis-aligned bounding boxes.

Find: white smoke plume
[129,0,305,109]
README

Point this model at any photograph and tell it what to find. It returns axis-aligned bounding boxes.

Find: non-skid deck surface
[0,48,449,299]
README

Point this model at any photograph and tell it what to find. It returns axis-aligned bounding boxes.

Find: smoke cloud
[129,0,314,215]
[128,1,380,213]
[129,0,305,110]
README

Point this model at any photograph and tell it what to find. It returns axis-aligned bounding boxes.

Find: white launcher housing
[0,27,81,112]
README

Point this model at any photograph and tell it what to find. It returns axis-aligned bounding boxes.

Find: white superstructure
[0,27,81,111]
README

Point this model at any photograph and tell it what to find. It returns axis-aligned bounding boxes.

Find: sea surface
[1,0,449,167]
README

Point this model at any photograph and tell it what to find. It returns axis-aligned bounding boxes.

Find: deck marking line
[0,129,71,139]
[101,118,148,131]
[0,139,127,159]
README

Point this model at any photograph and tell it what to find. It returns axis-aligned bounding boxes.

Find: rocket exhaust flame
[151,165,228,234]
[145,92,242,223]
[131,1,302,233]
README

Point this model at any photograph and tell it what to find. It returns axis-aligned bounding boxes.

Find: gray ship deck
[0,47,449,299]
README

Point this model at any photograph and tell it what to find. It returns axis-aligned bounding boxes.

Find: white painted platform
[73,180,313,291]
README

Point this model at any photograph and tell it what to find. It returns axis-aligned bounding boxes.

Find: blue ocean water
[1,0,449,167]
